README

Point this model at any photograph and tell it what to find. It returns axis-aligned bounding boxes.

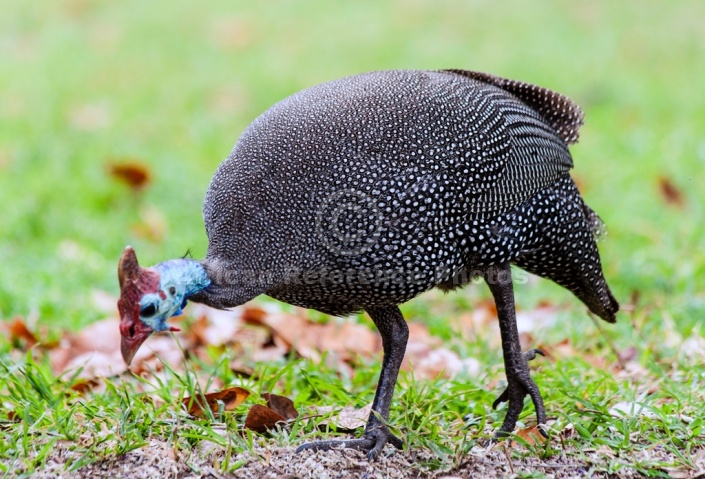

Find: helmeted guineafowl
[117,69,619,459]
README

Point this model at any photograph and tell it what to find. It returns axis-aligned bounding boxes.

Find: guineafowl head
[117,246,210,365]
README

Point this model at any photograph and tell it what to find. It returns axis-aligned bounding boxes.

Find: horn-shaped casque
[118,246,142,289]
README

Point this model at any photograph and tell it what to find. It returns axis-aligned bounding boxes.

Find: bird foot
[296,426,403,461]
[492,348,548,439]
[492,348,545,409]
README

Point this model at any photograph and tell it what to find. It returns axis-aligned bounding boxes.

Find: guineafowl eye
[140,303,157,318]
[168,286,176,296]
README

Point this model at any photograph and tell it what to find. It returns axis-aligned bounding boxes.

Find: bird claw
[491,348,547,437]
[492,348,545,409]
[296,427,403,460]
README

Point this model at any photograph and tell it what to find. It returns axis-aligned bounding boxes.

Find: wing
[439,69,584,217]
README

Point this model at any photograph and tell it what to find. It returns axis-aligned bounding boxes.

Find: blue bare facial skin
[118,247,210,365]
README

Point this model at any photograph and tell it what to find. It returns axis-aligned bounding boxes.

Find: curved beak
[121,329,152,366]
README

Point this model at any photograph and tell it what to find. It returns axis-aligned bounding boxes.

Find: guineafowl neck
[186,259,264,310]
[154,258,211,299]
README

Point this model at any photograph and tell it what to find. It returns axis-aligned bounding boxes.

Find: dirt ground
[20,438,704,479]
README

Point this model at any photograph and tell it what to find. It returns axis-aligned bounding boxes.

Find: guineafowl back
[201,70,617,321]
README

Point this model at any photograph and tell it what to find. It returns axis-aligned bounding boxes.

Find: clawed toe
[296,427,403,460]
[492,348,545,409]
[491,347,547,435]
[524,348,546,362]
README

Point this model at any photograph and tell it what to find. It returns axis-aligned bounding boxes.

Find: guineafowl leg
[484,262,547,437]
[296,306,407,460]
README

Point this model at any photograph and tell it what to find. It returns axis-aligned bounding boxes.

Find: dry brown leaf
[244,404,285,433]
[229,361,255,378]
[71,317,122,356]
[317,403,372,431]
[512,425,547,446]
[183,387,250,418]
[129,335,189,374]
[257,313,379,362]
[63,351,127,379]
[658,176,685,207]
[70,379,100,395]
[108,161,151,189]
[262,393,299,420]
[235,324,271,352]
[188,315,210,348]
[251,344,288,363]
[49,346,73,373]
[188,307,242,348]
[241,305,268,324]
[262,313,320,360]
[319,321,379,359]
[408,347,481,380]
[6,317,38,348]
[332,403,372,431]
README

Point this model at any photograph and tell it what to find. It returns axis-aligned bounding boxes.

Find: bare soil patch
[22,438,704,479]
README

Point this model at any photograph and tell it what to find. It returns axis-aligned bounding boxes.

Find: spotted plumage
[118,69,618,459]
[197,70,616,320]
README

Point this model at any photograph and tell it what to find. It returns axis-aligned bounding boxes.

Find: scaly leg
[484,263,547,437]
[296,305,408,460]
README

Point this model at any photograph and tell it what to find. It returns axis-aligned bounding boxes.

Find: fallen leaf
[262,393,299,420]
[228,361,255,378]
[658,176,685,207]
[129,335,189,375]
[63,351,127,379]
[70,379,100,395]
[244,404,285,433]
[251,344,288,363]
[241,305,268,324]
[71,317,122,355]
[6,317,38,348]
[183,386,250,418]
[512,425,547,446]
[317,403,372,431]
[257,313,379,362]
[188,307,243,347]
[108,160,151,190]
[411,348,481,380]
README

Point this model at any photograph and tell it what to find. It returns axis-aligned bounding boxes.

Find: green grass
[2,0,705,477]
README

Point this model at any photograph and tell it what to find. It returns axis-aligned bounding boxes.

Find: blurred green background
[1,0,703,332]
